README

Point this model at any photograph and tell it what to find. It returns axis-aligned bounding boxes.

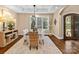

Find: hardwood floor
[0,35,23,54]
[64,40,79,54]
[48,35,65,53]
[1,34,79,54]
[48,35,79,54]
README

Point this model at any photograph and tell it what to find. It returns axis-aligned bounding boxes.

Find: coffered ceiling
[5,5,64,13]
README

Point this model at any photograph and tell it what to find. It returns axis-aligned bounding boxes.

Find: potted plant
[7,21,15,30]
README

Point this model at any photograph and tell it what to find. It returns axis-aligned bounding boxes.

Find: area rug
[5,36,62,54]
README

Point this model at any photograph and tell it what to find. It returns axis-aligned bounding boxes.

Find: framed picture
[54,19,57,25]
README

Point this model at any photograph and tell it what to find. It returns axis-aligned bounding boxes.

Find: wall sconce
[0,16,5,31]
[0,9,5,31]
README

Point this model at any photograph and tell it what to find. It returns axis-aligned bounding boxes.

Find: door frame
[64,13,79,40]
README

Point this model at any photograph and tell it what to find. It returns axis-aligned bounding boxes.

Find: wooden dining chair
[29,32,39,50]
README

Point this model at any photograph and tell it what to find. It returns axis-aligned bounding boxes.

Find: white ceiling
[5,5,64,13]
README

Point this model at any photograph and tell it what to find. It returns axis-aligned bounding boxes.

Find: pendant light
[31,5,36,31]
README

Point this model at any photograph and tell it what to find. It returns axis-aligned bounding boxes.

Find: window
[30,16,49,34]
[37,17,42,29]
[43,17,48,29]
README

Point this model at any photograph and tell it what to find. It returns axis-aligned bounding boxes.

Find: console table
[0,29,18,47]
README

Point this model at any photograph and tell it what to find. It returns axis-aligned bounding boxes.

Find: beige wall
[0,6,54,35]
[0,6,17,18]
[53,7,64,39]
[2,5,79,38]
[53,5,79,39]
[18,13,30,35]
[17,13,53,35]
[1,5,79,38]
[61,5,79,15]
[0,6,18,30]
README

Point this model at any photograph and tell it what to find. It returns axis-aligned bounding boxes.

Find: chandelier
[31,5,37,31]
[32,5,36,18]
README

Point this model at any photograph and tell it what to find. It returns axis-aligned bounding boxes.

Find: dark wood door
[74,15,79,39]
[64,14,79,40]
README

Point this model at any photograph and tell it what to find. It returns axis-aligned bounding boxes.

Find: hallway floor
[4,36,62,54]
[49,35,79,54]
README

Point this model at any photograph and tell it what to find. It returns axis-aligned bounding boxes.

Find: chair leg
[29,46,31,50]
[36,46,38,50]
[23,40,28,45]
[42,40,44,45]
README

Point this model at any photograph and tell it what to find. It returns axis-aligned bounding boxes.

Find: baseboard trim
[53,33,64,40]
[48,35,65,53]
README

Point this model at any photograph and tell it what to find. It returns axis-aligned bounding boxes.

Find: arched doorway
[64,13,79,40]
